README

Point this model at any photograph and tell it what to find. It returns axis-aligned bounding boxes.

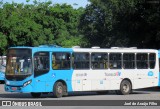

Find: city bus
[4,45,159,98]
[0,56,6,81]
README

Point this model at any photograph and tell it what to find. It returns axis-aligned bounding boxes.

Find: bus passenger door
[33,52,50,92]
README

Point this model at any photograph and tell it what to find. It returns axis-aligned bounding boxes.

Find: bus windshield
[6,49,32,76]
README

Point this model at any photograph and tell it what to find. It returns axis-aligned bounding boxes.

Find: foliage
[79,0,160,48]
[0,0,160,55]
[0,32,7,55]
[0,1,86,55]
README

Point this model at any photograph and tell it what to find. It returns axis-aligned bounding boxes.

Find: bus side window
[136,53,148,69]
[123,53,135,69]
[34,52,49,77]
[52,52,71,70]
[149,53,156,69]
[109,53,122,69]
[91,53,108,69]
[72,53,90,69]
[52,54,59,69]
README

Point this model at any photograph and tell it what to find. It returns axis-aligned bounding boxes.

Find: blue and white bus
[4,45,159,98]
[0,56,6,81]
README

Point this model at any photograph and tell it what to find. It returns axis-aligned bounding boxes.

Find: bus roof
[9,46,157,53]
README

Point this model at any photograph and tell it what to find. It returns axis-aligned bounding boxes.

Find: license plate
[12,87,17,91]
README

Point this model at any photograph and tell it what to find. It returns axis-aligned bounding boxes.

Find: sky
[2,0,90,8]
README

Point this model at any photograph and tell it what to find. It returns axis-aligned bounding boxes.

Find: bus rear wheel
[31,92,41,98]
[119,80,132,95]
[53,82,64,98]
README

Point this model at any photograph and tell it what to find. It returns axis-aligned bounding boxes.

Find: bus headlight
[23,80,32,87]
[5,80,10,85]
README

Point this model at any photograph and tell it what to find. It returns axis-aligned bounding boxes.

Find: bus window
[72,53,89,69]
[136,53,148,69]
[91,53,108,69]
[123,53,135,69]
[109,53,122,69]
[149,53,156,69]
[34,52,49,77]
[52,52,71,70]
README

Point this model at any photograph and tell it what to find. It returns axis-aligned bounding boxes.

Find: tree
[80,0,160,48]
[0,32,7,55]
[0,1,87,55]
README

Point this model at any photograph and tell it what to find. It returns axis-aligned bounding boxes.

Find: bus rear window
[136,53,148,69]
[149,53,156,69]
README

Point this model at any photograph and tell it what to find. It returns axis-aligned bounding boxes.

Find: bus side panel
[72,70,122,91]
[44,70,74,92]
[28,74,47,92]
[133,70,159,89]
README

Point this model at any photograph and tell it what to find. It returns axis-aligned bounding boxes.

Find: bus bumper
[4,84,32,93]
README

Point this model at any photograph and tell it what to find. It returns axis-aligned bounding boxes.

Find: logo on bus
[105,72,121,76]
[148,71,154,76]
[76,73,87,77]
[52,73,56,78]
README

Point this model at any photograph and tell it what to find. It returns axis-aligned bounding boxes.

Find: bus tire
[31,92,41,98]
[53,82,64,98]
[119,80,132,95]
[63,84,68,97]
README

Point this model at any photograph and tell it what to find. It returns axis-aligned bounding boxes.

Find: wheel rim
[122,84,129,93]
[57,85,63,94]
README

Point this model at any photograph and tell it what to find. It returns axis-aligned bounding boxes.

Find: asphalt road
[0,83,160,109]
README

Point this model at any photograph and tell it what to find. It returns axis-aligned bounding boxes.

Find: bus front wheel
[53,82,64,98]
[118,80,132,95]
[31,92,41,98]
